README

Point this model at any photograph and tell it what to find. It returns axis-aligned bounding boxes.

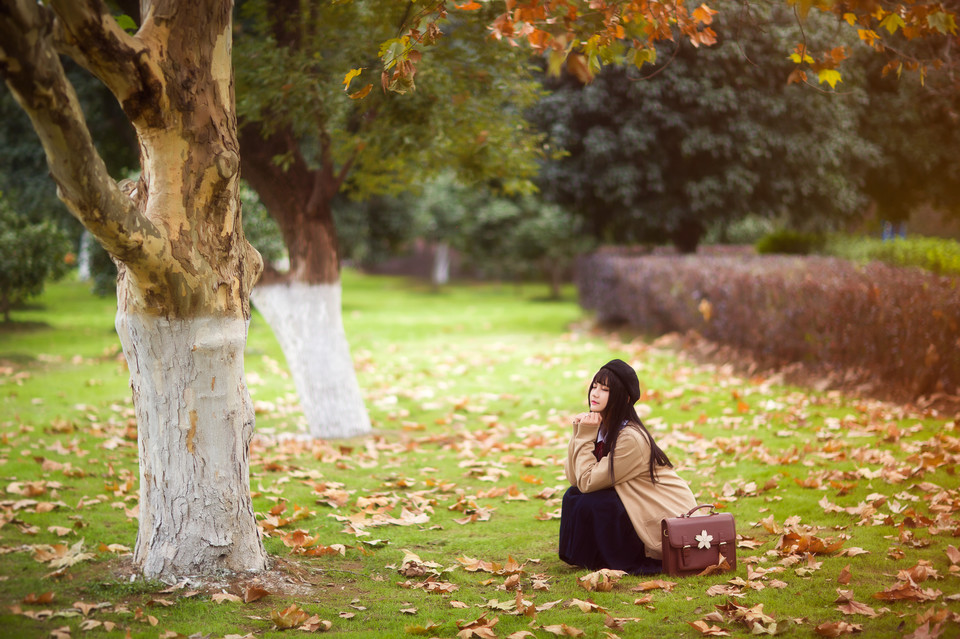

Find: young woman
[559,359,698,574]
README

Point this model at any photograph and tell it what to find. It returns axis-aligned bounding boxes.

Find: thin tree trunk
[432,242,451,289]
[252,282,370,439]
[240,123,371,440]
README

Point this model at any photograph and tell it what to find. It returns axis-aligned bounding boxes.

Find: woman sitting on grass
[560,359,697,574]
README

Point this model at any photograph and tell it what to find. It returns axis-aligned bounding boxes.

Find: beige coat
[565,421,698,559]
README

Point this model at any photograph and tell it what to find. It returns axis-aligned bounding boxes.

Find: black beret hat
[601,359,641,404]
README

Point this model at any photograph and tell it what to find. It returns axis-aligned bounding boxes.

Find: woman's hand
[580,412,601,427]
[572,412,600,429]
[571,412,590,428]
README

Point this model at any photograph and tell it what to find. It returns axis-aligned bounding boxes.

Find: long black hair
[589,367,673,484]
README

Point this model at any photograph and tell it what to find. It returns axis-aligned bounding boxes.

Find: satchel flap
[663,513,736,550]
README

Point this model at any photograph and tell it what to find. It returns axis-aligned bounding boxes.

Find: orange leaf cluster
[873,561,944,603]
[776,523,846,556]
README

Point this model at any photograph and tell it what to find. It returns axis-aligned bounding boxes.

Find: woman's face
[589,381,609,413]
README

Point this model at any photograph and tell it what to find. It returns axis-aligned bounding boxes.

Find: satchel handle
[681,504,716,518]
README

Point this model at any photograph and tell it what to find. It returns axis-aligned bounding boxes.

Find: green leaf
[114,14,137,33]
[927,11,958,35]
[817,68,842,89]
[379,37,408,70]
[631,47,657,69]
[547,49,566,77]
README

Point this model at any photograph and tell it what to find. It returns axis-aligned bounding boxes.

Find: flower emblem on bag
[696,530,713,550]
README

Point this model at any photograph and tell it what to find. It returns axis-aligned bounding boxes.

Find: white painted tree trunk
[116,311,267,580]
[432,242,451,288]
[251,281,371,439]
[77,231,94,281]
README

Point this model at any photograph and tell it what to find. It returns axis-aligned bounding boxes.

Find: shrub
[825,235,960,277]
[755,229,825,255]
[704,215,776,245]
[577,253,960,400]
[0,192,72,322]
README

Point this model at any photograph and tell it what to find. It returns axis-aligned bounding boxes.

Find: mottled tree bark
[0,0,267,579]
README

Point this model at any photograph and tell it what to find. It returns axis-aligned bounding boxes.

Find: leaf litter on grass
[1,280,959,637]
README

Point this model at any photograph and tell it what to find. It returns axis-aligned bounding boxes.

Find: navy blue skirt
[558,486,662,575]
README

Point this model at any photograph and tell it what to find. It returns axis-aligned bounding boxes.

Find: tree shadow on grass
[527,294,569,303]
[0,321,52,364]
[0,320,52,333]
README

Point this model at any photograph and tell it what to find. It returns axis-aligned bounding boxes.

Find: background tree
[508,201,595,298]
[0,61,137,230]
[0,191,71,322]
[1,54,138,297]
[335,194,419,270]
[234,0,543,439]
[431,185,594,297]
[528,3,877,252]
[0,0,267,579]
[412,172,475,289]
[854,49,960,227]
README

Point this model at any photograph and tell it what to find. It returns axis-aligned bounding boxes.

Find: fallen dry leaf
[945,546,960,565]
[873,581,942,602]
[903,620,948,639]
[243,585,270,603]
[578,569,626,592]
[698,558,733,577]
[406,621,443,636]
[898,560,939,583]
[456,614,498,639]
[689,620,730,636]
[22,592,54,605]
[568,598,606,614]
[540,623,585,637]
[271,604,310,629]
[299,615,332,632]
[212,592,242,604]
[837,564,851,585]
[814,620,863,636]
[706,584,742,597]
[632,579,676,592]
[834,589,879,618]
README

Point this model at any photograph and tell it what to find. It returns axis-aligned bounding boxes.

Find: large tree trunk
[0,0,267,580]
[240,123,371,440]
[117,313,263,576]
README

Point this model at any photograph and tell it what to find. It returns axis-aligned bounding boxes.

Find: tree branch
[48,0,156,115]
[0,0,157,263]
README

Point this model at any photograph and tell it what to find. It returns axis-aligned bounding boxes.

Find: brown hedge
[576,253,960,401]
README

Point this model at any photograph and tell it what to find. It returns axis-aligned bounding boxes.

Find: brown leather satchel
[660,504,737,576]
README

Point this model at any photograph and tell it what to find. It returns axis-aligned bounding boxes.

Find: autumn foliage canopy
[356,0,959,94]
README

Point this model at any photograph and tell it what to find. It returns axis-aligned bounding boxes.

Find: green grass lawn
[0,271,958,638]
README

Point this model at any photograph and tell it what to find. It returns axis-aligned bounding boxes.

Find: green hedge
[755,230,825,255]
[824,235,960,276]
